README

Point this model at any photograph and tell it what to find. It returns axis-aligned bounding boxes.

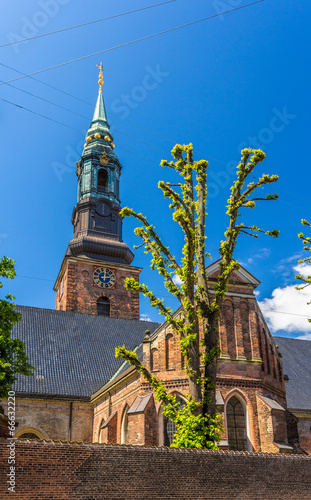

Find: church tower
[54,65,141,319]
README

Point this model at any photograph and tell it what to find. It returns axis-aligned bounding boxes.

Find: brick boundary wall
[0,440,310,499]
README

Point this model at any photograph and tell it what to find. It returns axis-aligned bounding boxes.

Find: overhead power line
[1,79,88,119]
[0,97,81,132]
[1,93,306,222]
[0,1,265,87]
[0,1,176,49]
[0,97,160,163]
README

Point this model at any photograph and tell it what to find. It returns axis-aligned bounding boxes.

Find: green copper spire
[90,91,108,127]
[75,63,121,207]
[86,63,113,139]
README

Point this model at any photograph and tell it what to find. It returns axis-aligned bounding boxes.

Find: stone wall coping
[2,438,310,459]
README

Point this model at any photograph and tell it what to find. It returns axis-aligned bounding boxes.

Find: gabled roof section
[258,395,285,411]
[127,393,153,414]
[11,306,160,399]
[206,259,261,288]
[274,336,311,411]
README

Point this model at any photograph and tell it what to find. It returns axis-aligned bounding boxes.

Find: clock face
[93,267,116,289]
[96,203,110,216]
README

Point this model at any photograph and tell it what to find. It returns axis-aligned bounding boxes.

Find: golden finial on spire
[96,62,104,93]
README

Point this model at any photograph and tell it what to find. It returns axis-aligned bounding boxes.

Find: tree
[0,256,34,399]
[116,144,279,449]
[295,219,311,320]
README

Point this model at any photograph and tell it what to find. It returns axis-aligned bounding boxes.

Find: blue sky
[1,0,311,339]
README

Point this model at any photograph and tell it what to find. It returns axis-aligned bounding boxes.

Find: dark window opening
[163,396,185,446]
[19,432,40,439]
[264,331,271,375]
[122,407,129,445]
[277,359,283,383]
[150,348,158,371]
[97,297,110,316]
[271,346,277,379]
[227,396,247,451]
[98,169,108,190]
[165,333,174,370]
[258,330,264,372]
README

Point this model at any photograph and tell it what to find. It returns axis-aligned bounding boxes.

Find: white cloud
[254,248,271,259]
[259,285,311,333]
[140,313,152,322]
[237,248,270,269]
[254,290,260,297]
[172,275,183,286]
[271,253,303,282]
[293,262,311,278]
[297,333,311,341]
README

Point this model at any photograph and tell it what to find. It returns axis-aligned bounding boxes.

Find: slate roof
[12,306,160,399]
[274,336,311,411]
[109,343,144,382]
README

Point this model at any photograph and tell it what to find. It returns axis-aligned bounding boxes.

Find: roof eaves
[91,366,136,403]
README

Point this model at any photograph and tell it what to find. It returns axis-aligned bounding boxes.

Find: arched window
[97,297,110,316]
[121,405,129,445]
[165,333,174,370]
[15,427,45,440]
[264,334,271,375]
[98,169,108,190]
[240,302,252,360]
[18,432,40,439]
[162,396,186,446]
[223,299,235,359]
[257,316,265,372]
[277,359,283,383]
[271,345,277,379]
[150,348,158,371]
[226,396,247,451]
[98,419,105,444]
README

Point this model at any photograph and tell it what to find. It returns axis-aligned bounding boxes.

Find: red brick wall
[0,440,310,499]
[296,415,311,454]
[93,373,142,444]
[56,258,140,319]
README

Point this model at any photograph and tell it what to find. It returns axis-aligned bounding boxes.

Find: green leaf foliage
[296,220,311,318]
[0,257,34,399]
[117,144,279,449]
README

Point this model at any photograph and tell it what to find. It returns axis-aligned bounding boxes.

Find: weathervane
[96,62,104,93]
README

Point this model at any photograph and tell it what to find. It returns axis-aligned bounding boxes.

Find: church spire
[54,65,141,319]
[85,64,113,142]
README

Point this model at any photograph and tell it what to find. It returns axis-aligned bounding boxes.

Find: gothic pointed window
[165,333,174,370]
[150,348,159,371]
[121,405,129,445]
[163,396,186,446]
[97,297,110,316]
[227,396,247,451]
[98,168,108,191]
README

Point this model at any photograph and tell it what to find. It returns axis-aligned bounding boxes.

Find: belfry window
[97,297,110,316]
[226,396,247,451]
[98,168,108,190]
[163,396,186,446]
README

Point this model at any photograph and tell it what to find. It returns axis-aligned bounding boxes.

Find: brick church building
[3,68,311,455]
